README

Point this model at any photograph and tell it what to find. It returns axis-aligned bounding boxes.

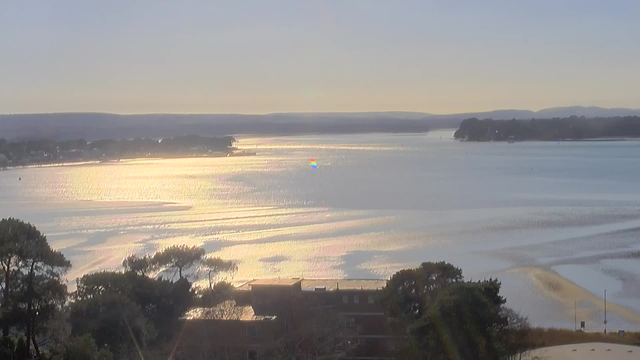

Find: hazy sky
[1,1,639,114]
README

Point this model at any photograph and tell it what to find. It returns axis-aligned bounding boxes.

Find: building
[179,301,279,360]
[177,278,401,360]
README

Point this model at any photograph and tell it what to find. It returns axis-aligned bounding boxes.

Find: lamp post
[604,289,608,335]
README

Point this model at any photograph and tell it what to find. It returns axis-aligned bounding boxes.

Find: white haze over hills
[1,106,640,140]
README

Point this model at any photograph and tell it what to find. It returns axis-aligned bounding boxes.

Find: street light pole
[574,301,577,331]
[604,289,607,335]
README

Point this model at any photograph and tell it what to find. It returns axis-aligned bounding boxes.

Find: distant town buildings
[0,135,237,168]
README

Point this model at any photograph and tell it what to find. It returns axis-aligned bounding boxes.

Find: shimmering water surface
[2,131,640,329]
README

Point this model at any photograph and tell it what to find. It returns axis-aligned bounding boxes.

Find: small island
[454,116,640,142]
[0,135,245,169]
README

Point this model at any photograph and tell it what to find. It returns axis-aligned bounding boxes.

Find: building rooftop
[301,279,387,291]
[248,278,302,287]
[182,301,277,321]
[235,278,301,290]
[236,278,387,291]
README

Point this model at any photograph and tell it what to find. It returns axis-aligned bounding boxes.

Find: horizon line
[1,105,640,117]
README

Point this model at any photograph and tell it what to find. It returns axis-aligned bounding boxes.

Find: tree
[453,116,640,142]
[501,308,532,360]
[419,262,464,294]
[41,305,72,354]
[199,281,234,307]
[15,337,28,360]
[61,334,113,360]
[74,271,131,300]
[13,274,70,358]
[122,255,152,276]
[151,245,205,280]
[128,276,192,341]
[410,282,508,360]
[380,261,462,322]
[74,270,194,343]
[199,257,237,289]
[70,293,156,359]
[18,232,71,358]
[0,336,15,360]
[382,263,530,360]
[0,218,72,359]
[476,277,505,307]
[0,218,31,337]
[0,154,8,169]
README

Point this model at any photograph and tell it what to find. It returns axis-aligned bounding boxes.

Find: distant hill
[425,106,640,122]
[1,106,639,140]
[0,113,435,140]
[273,111,432,120]
[533,106,640,118]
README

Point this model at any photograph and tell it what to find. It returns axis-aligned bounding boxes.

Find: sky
[1,0,639,114]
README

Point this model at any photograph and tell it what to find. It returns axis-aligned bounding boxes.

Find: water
[2,130,640,329]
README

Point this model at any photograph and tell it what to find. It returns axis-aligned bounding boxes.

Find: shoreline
[512,267,640,326]
[0,151,256,171]
[457,137,640,143]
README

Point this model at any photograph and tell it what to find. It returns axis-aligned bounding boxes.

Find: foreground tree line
[454,116,640,141]
[380,262,531,360]
[0,218,237,360]
[0,135,236,169]
[1,217,539,360]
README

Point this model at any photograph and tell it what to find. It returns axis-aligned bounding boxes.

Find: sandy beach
[514,267,640,327]
[529,343,639,360]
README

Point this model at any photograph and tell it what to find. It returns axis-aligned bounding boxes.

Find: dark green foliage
[70,293,156,359]
[152,245,205,280]
[15,274,69,356]
[501,308,532,359]
[2,218,242,360]
[14,337,28,360]
[198,281,235,307]
[380,261,463,322]
[73,271,194,347]
[0,336,16,360]
[68,246,232,359]
[59,334,113,360]
[411,282,508,360]
[381,262,531,360]
[454,116,640,141]
[199,257,237,289]
[0,337,15,359]
[122,255,152,276]
[0,218,71,358]
[74,272,131,299]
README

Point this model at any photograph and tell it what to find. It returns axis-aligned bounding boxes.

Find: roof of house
[301,279,387,291]
[182,301,277,321]
[235,278,387,291]
[247,278,302,287]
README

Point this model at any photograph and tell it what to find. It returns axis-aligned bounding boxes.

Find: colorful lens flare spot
[310,159,318,168]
